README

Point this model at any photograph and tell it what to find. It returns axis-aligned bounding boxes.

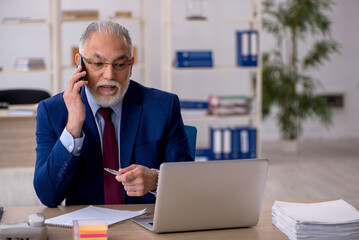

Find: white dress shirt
[60,86,123,166]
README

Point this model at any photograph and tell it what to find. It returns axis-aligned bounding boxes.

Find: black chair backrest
[0,89,51,105]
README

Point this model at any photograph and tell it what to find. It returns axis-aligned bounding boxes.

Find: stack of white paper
[272,200,359,240]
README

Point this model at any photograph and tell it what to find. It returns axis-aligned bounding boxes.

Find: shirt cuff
[149,168,160,197]
[60,127,85,156]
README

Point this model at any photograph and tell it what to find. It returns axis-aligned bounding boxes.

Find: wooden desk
[0,201,288,240]
[0,105,37,167]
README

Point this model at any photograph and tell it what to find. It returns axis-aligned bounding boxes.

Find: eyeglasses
[80,54,133,71]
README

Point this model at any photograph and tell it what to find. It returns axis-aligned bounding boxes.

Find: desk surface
[1,201,289,240]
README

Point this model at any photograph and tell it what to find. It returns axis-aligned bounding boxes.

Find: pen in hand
[104,168,121,176]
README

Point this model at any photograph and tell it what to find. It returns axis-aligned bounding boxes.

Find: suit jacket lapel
[120,82,142,168]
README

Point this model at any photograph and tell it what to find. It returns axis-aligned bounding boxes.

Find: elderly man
[34,20,192,207]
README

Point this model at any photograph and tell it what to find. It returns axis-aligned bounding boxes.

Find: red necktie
[98,107,124,204]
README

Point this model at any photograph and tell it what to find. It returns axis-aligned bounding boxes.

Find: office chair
[184,125,197,160]
[0,89,51,105]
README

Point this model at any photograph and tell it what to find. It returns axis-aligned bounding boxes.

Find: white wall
[1,0,358,141]
[260,0,359,140]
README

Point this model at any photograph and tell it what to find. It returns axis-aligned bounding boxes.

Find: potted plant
[261,0,340,152]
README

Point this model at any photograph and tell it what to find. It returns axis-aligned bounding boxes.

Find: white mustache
[96,80,120,88]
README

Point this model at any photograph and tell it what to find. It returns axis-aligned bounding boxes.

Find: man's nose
[103,63,115,79]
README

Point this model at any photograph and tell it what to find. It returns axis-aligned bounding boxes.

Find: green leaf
[302,40,341,70]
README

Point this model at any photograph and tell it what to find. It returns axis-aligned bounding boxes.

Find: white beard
[88,79,129,107]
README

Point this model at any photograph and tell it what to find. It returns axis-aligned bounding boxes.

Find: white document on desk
[272,200,359,240]
[273,199,359,224]
[45,205,146,228]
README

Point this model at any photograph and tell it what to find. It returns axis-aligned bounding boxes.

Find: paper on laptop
[45,205,146,228]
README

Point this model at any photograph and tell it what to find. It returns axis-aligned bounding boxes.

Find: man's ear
[75,53,80,65]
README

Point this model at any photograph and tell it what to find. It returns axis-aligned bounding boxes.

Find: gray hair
[79,20,132,55]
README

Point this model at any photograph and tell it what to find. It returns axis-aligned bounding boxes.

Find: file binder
[176,51,212,61]
[240,129,249,158]
[180,100,209,117]
[195,148,211,161]
[223,128,232,159]
[175,50,213,68]
[176,60,213,68]
[247,127,257,158]
[210,128,223,160]
[180,100,208,109]
[231,128,240,159]
[236,30,258,67]
[206,127,257,160]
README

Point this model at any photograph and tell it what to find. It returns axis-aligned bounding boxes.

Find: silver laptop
[133,159,269,233]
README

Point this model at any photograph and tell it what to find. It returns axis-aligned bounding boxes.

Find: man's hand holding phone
[63,55,88,139]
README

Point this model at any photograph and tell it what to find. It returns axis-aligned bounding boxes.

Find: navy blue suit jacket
[34,80,192,207]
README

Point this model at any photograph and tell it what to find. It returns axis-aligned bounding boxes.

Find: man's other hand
[116,164,158,196]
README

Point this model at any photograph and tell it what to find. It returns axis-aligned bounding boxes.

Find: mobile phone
[78,55,86,81]
[77,55,86,93]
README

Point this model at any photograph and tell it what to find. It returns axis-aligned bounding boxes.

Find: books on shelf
[62,10,99,21]
[236,30,258,67]
[208,126,257,161]
[208,95,252,116]
[180,96,252,117]
[175,50,213,68]
[272,200,359,240]
[1,17,46,23]
[114,11,133,18]
[14,58,45,71]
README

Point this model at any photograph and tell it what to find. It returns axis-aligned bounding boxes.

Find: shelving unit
[0,0,150,96]
[0,0,58,95]
[161,0,262,156]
